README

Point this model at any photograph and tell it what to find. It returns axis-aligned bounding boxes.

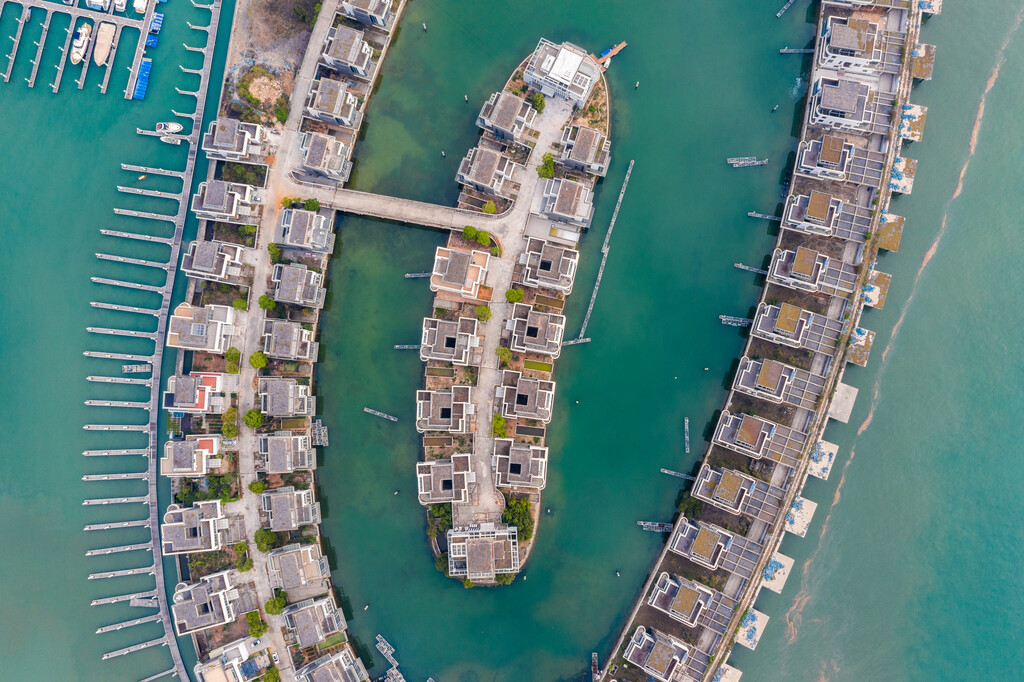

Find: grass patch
[524,360,552,372]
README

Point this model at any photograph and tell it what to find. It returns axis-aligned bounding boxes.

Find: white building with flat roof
[523,38,600,107]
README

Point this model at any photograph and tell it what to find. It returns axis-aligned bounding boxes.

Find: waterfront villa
[160,435,221,478]
[714,411,807,469]
[257,377,316,418]
[623,626,691,682]
[447,523,520,580]
[194,639,251,682]
[692,464,786,523]
[669,518,734,571]
[492,439,548,489]
[796,134,885,187]
[258,432,316,473]
[559,124,611,177]
[161,500,228,555]
[340,0,391,28]
[415,386,473,433]
[171,571,239,636]
[768,246,858,295]
[271,263,327,309]
[166,302,236,354]
[323,25,373,78]
[733,356,826,410]
[808,76,894,135]
[476,91,537,142]
[261,486,322,532]
[499,370,555,423]
[162,372,233,415]
[282,596,347,649]
[783,189,872,242]
[262,319,319,362]
[296,648,370,682]
[508,302,566,358]
[267,543,331,593]
[306,77,364,129]
[201,117,266,163]
[648,572,715,627]
[751,302,843,354]
[455,146,519,199]
[517,237,579,294]
[419,317,481,366]
[819,15,904,76]
[416,454,472,505]
[191,180,258,224]
[180,240,244,283]
[429,246,491,302]
[538,177,595,229]
[523,38,600,107]
[299,131,353,183]
[277,208,337,254]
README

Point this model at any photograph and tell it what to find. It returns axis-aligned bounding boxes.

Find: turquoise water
[2,0,1022,680]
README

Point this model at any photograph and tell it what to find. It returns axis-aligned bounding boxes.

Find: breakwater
[601,2,941,681]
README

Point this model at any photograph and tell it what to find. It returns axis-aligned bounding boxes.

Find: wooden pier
[364,407,398,422]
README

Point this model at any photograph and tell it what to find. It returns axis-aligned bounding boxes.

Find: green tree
[221,407,239,438]
[240,224,258,235]
[501,494,534,541]
[246,611,268,638]
[531,92,546,113]
[491,413,507,438]
[537,152,555,179]
[463,578,475,588]
[249,351,268,369]
[248,480,266,494]
[233,541,248,555]
[232,298,248,311]
[280,196,294,208]
[481,200,497,214]
[475,230,491,247]
[243,409,264,429]
[303,198,321,212]
[268,243,282,263]
[226,362,240,375]
[225,347,242,364]
[678,494,704,520]
[505,288,524,303]
[255,528,278,552]
[222,423,239,439]
[263,668,281,682]
[495,572,515,585]
[462,225,478,241]
[495,346,513,368]
[264,591,287,615]
[258,294,276,311]
[474,305,492,322]
[236,557,253,572]
[434,552,449,576]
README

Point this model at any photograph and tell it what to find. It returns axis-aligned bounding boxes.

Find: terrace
[507,302,566,358]
[768,246,858,296]
[751,301,844,355]
[516,236,579,294]
[714,411,808,469]
[201,118,267,163]
[180,240,244,283]
[692,464,787,524]
[415,386,473,434]
[499,369,556,423]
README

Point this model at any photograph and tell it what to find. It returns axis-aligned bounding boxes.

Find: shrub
[236,557,253,572]
[475,230,491,247]
[255,528,278,552]
[463,578,475,589]
[473,305,492,322]
[462,225,478,241]
[258,295,276,311]
[248,351,268,369]
[495,346,513,368]
[537,152,555,179]
[303,198,321,212]
[482,200,497,214]
[264,591,287,615]
[233,541,248,555]
[678,494,704,520]
[222,423,239,439]
[225,347,241,364]
[248,481,266,494]
[225,362,240,375]
[232,298,248,311]
[491,413,507,438]
[280,196,294,208]
[434,552,449,575]
[221,407,239,438]
[505,288,524,303]
[531,92,545,113]
[501,494,534,541]
[240,224,258,235]
[268,243,282,263]
[243,409,264,429]
[274,94,290,123]
[263,668,281,682]
[495,572,515,585]
[246,611,268,638]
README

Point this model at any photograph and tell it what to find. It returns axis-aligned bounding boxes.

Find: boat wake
[782,6,1024,652]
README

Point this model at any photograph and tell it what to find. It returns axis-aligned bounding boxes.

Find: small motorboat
[70,22,92,66]
[156,122,183,133]
[133,0,148,13]
[159,136,181,145]
[114,0,127,11]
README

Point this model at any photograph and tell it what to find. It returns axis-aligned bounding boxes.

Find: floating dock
[727,157,769,167]
[364,407,398,422]
[637,521,674,533]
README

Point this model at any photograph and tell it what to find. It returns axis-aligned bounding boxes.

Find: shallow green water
[2,0,1022,680]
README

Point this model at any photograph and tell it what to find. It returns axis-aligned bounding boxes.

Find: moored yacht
[70,21,93,66]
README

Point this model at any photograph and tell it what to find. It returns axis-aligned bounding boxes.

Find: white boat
[160,136,182,145]
[156,122,183,133]
[114,0,127,12]
[70,22,93,66]
[93,22,115,66]
[133,0,148,14]
[85,0,110,10]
